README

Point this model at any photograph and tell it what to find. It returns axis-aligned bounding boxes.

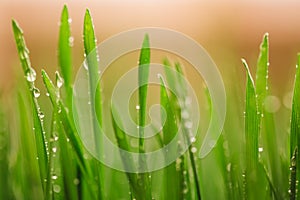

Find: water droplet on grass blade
[26,67,36,82]
[184,121,193,129]
[73,178,80,185]
[69,36,74,47]
[55,71,64,88]
[264,95,281,113]
[52,175,58,180]
[136,105,140,110]
[227,163,231,172]
[191,147,197,153]
[39,112,45,119]
[53,185,61,193]
[258,147,264,152]
[190,137,196,143]
[33,87,40,98]
[52,147,57,153]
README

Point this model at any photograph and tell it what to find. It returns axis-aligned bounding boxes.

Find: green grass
[1,5,300,200]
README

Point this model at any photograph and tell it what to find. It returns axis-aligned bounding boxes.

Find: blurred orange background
[1,0,300,95]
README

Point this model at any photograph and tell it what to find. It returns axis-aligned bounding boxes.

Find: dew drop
[52,175,58,180]
[46,92,50,97]
[26,68,36,82]
[264,95,281,113]
[258,147,264,152]
[190,137,196,143]
[183,188,189,194]
[53,184,61,193]
[181,110,189,119]
[227,163,231,172]
[73,178,80,185]
[33,87,40,98]
[68,18,72,23]
[136,105,140,110]
[83,61,88,70]
[55,71,64,88]
[52,147,57,153]
[39,112,45,119]
[68,36,74,47]
[191,147,197,153]
[184,121,193,129]
[185,97,192,106]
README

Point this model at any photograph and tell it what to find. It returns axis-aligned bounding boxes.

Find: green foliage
[3,5,300,200]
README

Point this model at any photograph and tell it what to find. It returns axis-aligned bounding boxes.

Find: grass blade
[138,34,150,153]
[242,59,259,200]
[135,34,152,200]
[256,33,269,112]
[12,20,49,191]
[83,8,102,155]
[289,54,300,200]
[159,75,180,200]
[243,59,259,171]
[41,70,84,170]
[0,101,14,199]
[58,5,73,108]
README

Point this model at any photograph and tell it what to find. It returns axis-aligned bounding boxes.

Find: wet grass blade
[255,33,285,198]
[159,75,180,199]
[58,5,73,108]
[42,70,99,199]
[138,34,150,153]
[256,33,269,112]
[111,105,141,198]
[243,59,259,171]
[41,70,85,170]
[136,34,152,200]
[45,109,65,200]
[83,10,104,199]
[289,54,300,200]
[83,8,102,156]
[12,20,49,190]
[242,59,260,199]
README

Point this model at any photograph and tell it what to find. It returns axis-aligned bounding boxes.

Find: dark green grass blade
[159,75,180,200]
[58,5,73,108]
[12,20,48,190]
[289,54,300,200]
[138,34,150,153]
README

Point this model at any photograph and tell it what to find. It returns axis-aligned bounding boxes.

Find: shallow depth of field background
[1,0,299,110]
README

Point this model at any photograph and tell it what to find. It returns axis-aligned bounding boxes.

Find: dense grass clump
[1,5,299,200]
